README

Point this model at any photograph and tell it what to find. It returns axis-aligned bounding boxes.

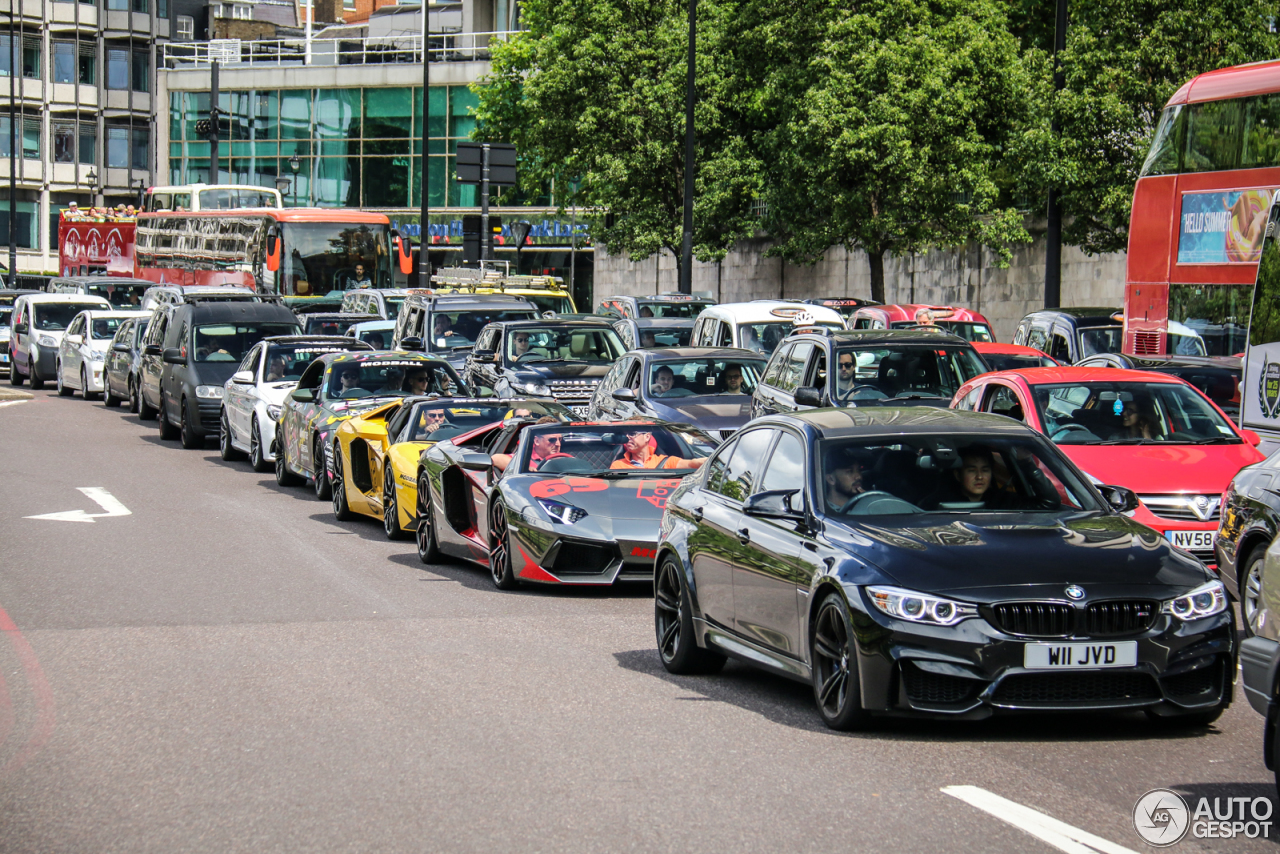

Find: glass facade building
[168,85,483,209]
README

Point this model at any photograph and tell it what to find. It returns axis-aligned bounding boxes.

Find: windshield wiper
[1188,436,1241,444]
[581,468,696,479]
[1098,437,1155,445]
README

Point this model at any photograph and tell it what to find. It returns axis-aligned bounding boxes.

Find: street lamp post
[419,1,432,283]
[86,168,99,207]
[1044,0,1067,310]
[8,15,17,287]
[289,154,300,207]
[677,0,696,296]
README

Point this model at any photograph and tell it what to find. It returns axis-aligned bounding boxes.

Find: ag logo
[1261,357,1280,420]
[1133,789,1190,847]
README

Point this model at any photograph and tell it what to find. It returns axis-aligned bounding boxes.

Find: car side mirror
[113,342,131,352]
[66,334,83,345]
[231,370,254,385]
[144,343,161,356]
[290,388,315,403]
[612,388,637,403]
[473,349,498,363]
[1242,429,1262,447]
[794,386,823,407]
[743,489,804,520]
[399,336,424,352]
[163,347,185,365]
[477,387,495,398]
[459,453,492,471]
[1097,484,1139,513]
[14,322,27,334]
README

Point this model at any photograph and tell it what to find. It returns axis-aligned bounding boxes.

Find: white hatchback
[56,309,146,399]
[689,300,845,358]
[220,335,371,471]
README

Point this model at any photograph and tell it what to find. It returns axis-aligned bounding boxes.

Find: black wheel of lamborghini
[312,436,331,500]
[655,557,725,675]
[275,440,302,486]
[331,444,354,521]
[249,421,271,473]
[811,592,868,731]
[383,467,407,540]
[220,410,246,461]
[489,504,520,590]
[416,472,441,564]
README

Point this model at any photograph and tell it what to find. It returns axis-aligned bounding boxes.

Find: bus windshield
[281,222,392,297]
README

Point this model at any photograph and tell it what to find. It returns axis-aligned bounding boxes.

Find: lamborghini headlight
[537,498,587,524]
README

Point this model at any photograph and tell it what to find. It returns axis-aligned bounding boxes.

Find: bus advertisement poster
[1178,189,1273,265]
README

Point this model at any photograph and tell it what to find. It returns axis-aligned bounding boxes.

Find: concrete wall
[592,231,1128,343]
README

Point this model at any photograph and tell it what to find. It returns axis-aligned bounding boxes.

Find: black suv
[462,319,626,416]
[143,301,300,448]
[391,293,539,371]
[751,328,989,417]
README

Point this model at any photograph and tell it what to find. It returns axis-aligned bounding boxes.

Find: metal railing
[161,31,514,69]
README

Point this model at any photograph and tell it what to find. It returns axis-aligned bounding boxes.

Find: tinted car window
[193,323,300,362]
[35,303,104,330]
[835,345,987,403]
[759,432,804,494]
[716,428,775,501]
[1031,381,1239,444]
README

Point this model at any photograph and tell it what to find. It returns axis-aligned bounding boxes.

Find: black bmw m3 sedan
[653,408,1235,729]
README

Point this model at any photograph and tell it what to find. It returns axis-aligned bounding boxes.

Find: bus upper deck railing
[160,32,514,69]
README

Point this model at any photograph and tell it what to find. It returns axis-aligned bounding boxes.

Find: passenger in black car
[824,446,868,511]
[924,446,1061,510]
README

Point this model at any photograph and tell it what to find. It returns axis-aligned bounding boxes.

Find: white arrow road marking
[25,487,132,523]
[0,400,30,409]
[942,786,1139,854]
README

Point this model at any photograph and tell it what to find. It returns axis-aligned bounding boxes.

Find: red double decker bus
[1125,60,1280,357]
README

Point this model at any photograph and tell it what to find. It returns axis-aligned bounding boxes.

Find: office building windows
[80,121,97,165]
[107,126,129,167]
[79,44,96,85]
[132,50,149,93]
[107,49,128,89]
[132,126,150,169]
[54,41,76,84]
[54,121,77,163]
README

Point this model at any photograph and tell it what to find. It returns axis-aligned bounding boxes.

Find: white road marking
[0,399,30,409]
[942,785,1139,854]
[25,487,133,523]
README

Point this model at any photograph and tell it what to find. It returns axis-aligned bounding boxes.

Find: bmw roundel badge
[1065,585,1086,601]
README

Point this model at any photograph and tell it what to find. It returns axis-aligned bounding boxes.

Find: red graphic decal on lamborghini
[529,478,611,499]
[631,547,657,559]
[636,479,682,509]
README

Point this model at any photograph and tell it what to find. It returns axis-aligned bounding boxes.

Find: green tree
[474,0,758,279]
[1019,0,1276,255]
[726,0,1036,302]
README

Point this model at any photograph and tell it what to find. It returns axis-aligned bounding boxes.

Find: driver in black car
[834,353,858,403]
[651,366,676,396]
[337,366,361,395]
[825,446,868,511]
[512,332,532,358]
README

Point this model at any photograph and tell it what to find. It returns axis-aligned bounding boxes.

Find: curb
[0,389,35,402]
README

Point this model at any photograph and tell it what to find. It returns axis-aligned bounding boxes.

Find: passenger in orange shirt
[610,429,705,470]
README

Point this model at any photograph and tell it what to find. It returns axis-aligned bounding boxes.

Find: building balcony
[160,31,512,69]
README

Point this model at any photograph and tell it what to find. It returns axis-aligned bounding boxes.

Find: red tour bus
[1125,59,1280,358]
[132,208,414,298]
[58,217,137,277]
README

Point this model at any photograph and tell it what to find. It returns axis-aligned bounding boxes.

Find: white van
[8,293,112,388]
[689,300,845,357]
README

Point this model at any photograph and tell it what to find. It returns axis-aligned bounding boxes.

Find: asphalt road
[0,387,1275,853]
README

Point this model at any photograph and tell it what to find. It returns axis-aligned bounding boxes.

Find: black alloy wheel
[56,362,72,396]
[275,440,302,486]
[489,504,520,590]
[416,473,441,564]
[138,384,157,420]
[28,352,44,389]
[158,399,179,439]
[331,444,354,521]
[383,467,406,540]
[811,592,868,730]
[128,379,140,414]
[220,410,246,461]
[103,374,122,407]
[249,421,271,473]
[312,436,332,500]
[82,366,100,401]
[179,398,202,449]
[1242,543,1268,639]
[655,557,725,675]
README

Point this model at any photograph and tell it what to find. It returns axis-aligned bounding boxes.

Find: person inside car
[640,331,658,348]
[417,407,448,435]
[433,315,456,346]
[492,416,568,472]
[336,366,362,396]
[610,429,705,470]
[824,446,868,511]
[834,353,858,403]
[719,364,745,394]
[351,264,372,289]
[639,306,654,317]
[511,331,532,358]
[266,355,288,382]
[1119,399,1159,440]
[741,327,764,354]
[651,366,676,396]
[402,367,432,394]
[924,446,1060,510]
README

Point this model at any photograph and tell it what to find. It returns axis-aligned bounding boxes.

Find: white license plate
[1024,641,1137,669]
[570,406,591,418]
[1167,530,1214,550]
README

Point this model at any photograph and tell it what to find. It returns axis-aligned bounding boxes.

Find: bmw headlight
[514,380,552,396]
[866,585,977,626]
[538,498,588,524]
[195,385,224,400]
[266,404,282,420]
[1163,580,1228,621]
[38,335,57,347]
